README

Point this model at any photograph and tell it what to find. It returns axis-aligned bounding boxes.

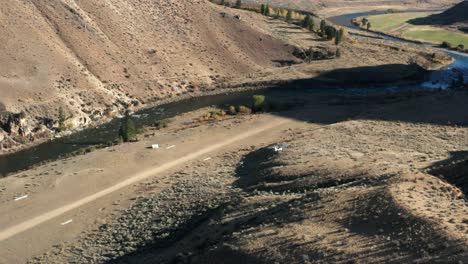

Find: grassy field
[366,12,430,32]
[366,12,468,47]
[403,29,468,47]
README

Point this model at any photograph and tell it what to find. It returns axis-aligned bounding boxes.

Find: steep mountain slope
[0,0,297,152]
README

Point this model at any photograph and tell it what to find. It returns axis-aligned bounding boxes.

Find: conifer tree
[320,19,327,32]
[260,4,266,15]
[286,10,293,22]
[335,28,344,45]
[265,5,270,16]
[119,115,137,142]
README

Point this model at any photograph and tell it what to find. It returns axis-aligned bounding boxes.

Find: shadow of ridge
[426,150,468,196]
[271,59,301,67]
[1,62,466,179]
[0,101,6,114]
[341,188,468,262]
[258,63,467,128]
[313,63,427,84]
[108,191,342,264]
[407,2,468,26]
[108,204,228,264]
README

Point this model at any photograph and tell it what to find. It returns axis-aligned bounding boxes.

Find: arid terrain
[0,0,454,154]
[0,0,467,263]
[0,90,466,263]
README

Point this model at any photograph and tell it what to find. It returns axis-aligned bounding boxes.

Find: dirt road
[0,118,289,242]
[0,112,304,263]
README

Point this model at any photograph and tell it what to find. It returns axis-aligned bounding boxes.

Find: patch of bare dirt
[24,91,468,264]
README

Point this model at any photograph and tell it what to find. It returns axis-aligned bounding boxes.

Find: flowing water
[328,10,468,88]
[1,10,467,177]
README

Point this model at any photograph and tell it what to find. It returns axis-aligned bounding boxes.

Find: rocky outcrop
[0,112,53,153]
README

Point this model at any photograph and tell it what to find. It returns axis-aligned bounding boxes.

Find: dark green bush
[119,115,137,142]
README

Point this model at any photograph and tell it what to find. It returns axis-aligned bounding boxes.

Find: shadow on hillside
[407,16,437,25]
[86,62,468,263]
[0,102,5,114]
[1,63,467,178]
[407,2,467,26]
[427,151,468,196]
[254,63,468,127]
[111,156,468,263]
[271,59,301,66]
[276,25,302,30]
[278,30,313,34]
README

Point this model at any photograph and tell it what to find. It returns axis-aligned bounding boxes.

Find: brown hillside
[0,0,296,126]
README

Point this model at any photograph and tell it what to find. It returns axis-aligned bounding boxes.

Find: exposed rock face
[0,112,56,153]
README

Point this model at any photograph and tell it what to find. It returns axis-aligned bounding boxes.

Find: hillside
[0,0,298,152]
[0,0,456,155]
[409,0,468,27]
[243,0,461,15]
[19,91,467,263]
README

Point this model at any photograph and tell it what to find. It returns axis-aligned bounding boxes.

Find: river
[0,10,467,177]
[328,10,468,87]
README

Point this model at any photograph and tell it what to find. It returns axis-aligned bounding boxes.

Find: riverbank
[0,42,452,159]
[0,2,457,157]
[351,13,468,54]
[1,89,466,263]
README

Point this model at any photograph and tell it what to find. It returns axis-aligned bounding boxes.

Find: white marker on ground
[166,145,176,149]
[203,157,212,161]
[60,219,73,226]
[14,195,28,201]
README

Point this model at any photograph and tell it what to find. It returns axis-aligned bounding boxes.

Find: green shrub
[228,105,237,115]
[252,95,267,112]
[286,10,293,22]
[260,4,266,15]
[320,20,327,32]
[335,28,345,45]
[154,119,170,129]
[441,41,452,49]
[336,48,341,58]
[58,107,67,132]
[324,25,337,40]
[237,105,251,114]
[213,114,221,121]
[302,14,314,31]
[119,115,137,142]
[362,17,368,26]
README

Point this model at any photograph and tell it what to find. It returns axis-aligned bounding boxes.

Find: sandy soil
[0,0,453,154]
[0,90,466,263]
[0,104,311,263]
